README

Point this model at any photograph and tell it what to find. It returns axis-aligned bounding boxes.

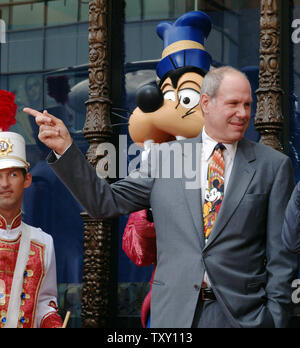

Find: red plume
[0,90,17,131]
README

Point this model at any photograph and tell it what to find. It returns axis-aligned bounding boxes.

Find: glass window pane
[144,0,169,20]
[44,69,89,133]
[125,0,141,21]
[47,0,78,26]
[8,74,42,147]
[125,20,162,62]
[11,3,44,30]
[0,74,7,90]
[44,26,78,70]
[79,0,89,22]
[0,5,9,30]
[173,0,191,17]
[8,30,44,72]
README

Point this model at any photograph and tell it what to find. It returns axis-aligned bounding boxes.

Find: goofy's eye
[163,90,176,102]
[178,89,200,109]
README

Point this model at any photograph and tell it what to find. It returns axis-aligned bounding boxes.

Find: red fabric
[0,211,21,230]
[123,210,158,327]
[122,210,157,266]
[141,287,152,328]
[0,236,46,328]
[0,90,17,131]
[140,267,156,328]
[40,311,63,328]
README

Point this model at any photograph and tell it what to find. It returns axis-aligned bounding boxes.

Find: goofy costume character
[122,11,213,327]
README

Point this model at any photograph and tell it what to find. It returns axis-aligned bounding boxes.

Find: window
[47,0,79,26]
[11,2,45,30]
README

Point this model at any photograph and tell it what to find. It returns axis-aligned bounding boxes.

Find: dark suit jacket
[48,133,298,328]
[282,181,300,253]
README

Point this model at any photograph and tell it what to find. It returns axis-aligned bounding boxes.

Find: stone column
[255,0,283,151]
[81,0,113,328]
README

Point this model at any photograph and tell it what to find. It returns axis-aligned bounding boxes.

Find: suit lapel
[181,134,205,248]
[203,138,256,250]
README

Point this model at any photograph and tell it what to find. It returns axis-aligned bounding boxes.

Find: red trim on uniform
[0,210,22,230]
[40,311,63,328]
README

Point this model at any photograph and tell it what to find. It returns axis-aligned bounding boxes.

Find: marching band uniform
[0,212,62,328]
[0,132,63,328]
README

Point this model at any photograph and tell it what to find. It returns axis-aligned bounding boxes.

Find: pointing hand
[23,107,73,155]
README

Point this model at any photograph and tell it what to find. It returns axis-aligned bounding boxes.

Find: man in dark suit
[282,182,300,254]
[23,66,298,328]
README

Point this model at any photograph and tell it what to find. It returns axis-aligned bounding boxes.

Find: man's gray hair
[200,66,249,99]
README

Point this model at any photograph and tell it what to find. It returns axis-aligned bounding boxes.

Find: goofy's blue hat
[156,11,212,80]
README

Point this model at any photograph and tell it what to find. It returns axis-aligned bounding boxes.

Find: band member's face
[0,168,31,216]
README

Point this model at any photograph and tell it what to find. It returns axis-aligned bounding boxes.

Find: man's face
[0,168,31,215]
[201,72,252,144]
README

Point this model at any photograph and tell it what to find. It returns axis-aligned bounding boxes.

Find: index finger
[23,107,59,125]
[23,107,44,118]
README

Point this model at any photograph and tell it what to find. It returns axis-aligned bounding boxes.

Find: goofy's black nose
[136,84,163,113]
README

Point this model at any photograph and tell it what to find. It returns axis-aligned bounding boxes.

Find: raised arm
[23,107,154,220]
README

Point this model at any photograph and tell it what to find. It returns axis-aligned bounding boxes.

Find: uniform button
[194,284,201,291]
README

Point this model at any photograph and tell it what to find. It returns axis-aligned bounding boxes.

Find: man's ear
[24,172,32,189]
[200,93,210,114]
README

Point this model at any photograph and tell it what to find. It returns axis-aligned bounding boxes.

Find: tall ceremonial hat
[0,132,30,170]
[156,11,212,79]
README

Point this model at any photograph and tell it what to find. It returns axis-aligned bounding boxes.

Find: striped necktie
[203,143,225,241]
